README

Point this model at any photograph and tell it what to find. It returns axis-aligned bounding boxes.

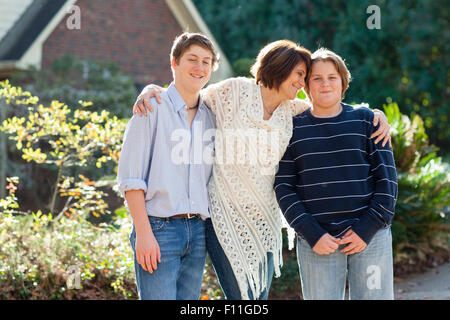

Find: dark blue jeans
[205,218,274,300]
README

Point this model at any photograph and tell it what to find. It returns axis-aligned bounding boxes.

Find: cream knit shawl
[202,77,310,299]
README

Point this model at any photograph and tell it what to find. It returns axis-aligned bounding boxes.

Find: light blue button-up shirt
[117,83,216,219]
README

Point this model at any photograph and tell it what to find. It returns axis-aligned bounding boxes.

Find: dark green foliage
[10,55,137,119]
[232,58,254,77]
[193,0,449,150]
[384,103,449,262]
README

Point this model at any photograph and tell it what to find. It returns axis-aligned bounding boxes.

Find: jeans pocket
[129,227,136,251]
[149,216,166,232]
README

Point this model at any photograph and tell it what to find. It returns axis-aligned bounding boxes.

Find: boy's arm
[274,142,328,249]
[117,114,153,195]
[117,114,160,272]
[125,190,160,273]
[351,119,398,245]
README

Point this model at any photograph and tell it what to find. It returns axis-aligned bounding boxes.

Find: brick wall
[42,0,183,85]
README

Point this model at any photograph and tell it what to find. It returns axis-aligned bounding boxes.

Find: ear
[171,57,178,70]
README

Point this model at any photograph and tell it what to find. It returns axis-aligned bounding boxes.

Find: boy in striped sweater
[274,48,398,300]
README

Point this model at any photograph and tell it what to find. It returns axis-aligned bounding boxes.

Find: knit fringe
[240,229,283,300]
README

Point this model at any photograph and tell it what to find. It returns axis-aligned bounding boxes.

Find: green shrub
[0,178,137,299]
[232,58,254,77]
[384,102,449,264]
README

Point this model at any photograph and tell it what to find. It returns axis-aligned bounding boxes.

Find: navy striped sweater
[274,104,398,248]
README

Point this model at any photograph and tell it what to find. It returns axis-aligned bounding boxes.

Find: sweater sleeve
[290,98,311,116]
[274,140,328,248]
[351,117,398,245]
[201,77,237,116]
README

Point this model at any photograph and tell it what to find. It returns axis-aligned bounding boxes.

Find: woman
[132,40,391,299]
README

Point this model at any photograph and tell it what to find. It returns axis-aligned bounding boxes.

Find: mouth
[292,85,302,94]
[190,73,204,80]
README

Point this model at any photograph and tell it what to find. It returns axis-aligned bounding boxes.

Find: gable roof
[0,0,68,61]
[0,0,34,42]
[0,0,232,81]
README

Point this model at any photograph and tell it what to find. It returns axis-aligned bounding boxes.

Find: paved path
[394,262,450,300]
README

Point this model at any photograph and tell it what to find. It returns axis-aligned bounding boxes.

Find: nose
[322,78,331,87]
[193,60,201,69]
[296,73,306,87]
[299,77,305,87]
[195,61,207,74]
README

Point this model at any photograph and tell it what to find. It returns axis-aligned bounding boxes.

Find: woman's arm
[132,78,239,117]
[133,84,165,116]
[371,109,391,147]
[352,104,391,147]
[291,99,392,148]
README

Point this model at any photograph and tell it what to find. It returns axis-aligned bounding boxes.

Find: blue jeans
[129,216,206,300]
[205,218,274,300]
[296,227,394,300]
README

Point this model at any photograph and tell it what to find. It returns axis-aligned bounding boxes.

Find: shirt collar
[166,82,206,113]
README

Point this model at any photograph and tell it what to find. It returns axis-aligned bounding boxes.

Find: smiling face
[278,61,307,100]
[172,44,213,94]
[307,60,343,110]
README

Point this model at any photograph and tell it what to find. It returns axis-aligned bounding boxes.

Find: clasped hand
[312,229,367,255]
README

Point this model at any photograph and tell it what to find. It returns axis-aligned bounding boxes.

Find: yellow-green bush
[0,178,136,299]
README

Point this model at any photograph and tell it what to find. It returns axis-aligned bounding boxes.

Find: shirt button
[191,201,195,205]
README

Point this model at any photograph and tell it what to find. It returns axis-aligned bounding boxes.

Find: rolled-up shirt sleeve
[117,112,154,197]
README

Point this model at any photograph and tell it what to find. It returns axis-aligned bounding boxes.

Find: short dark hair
[170,32,219,71]
[250,40,312,90]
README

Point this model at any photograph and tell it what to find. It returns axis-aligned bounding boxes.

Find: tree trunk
[0,101,7,199]
[49,165,63,213]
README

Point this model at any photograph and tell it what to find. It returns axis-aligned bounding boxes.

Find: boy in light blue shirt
[117,33,217,300]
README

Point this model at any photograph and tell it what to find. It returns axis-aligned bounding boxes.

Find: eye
[203,61,210,65]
